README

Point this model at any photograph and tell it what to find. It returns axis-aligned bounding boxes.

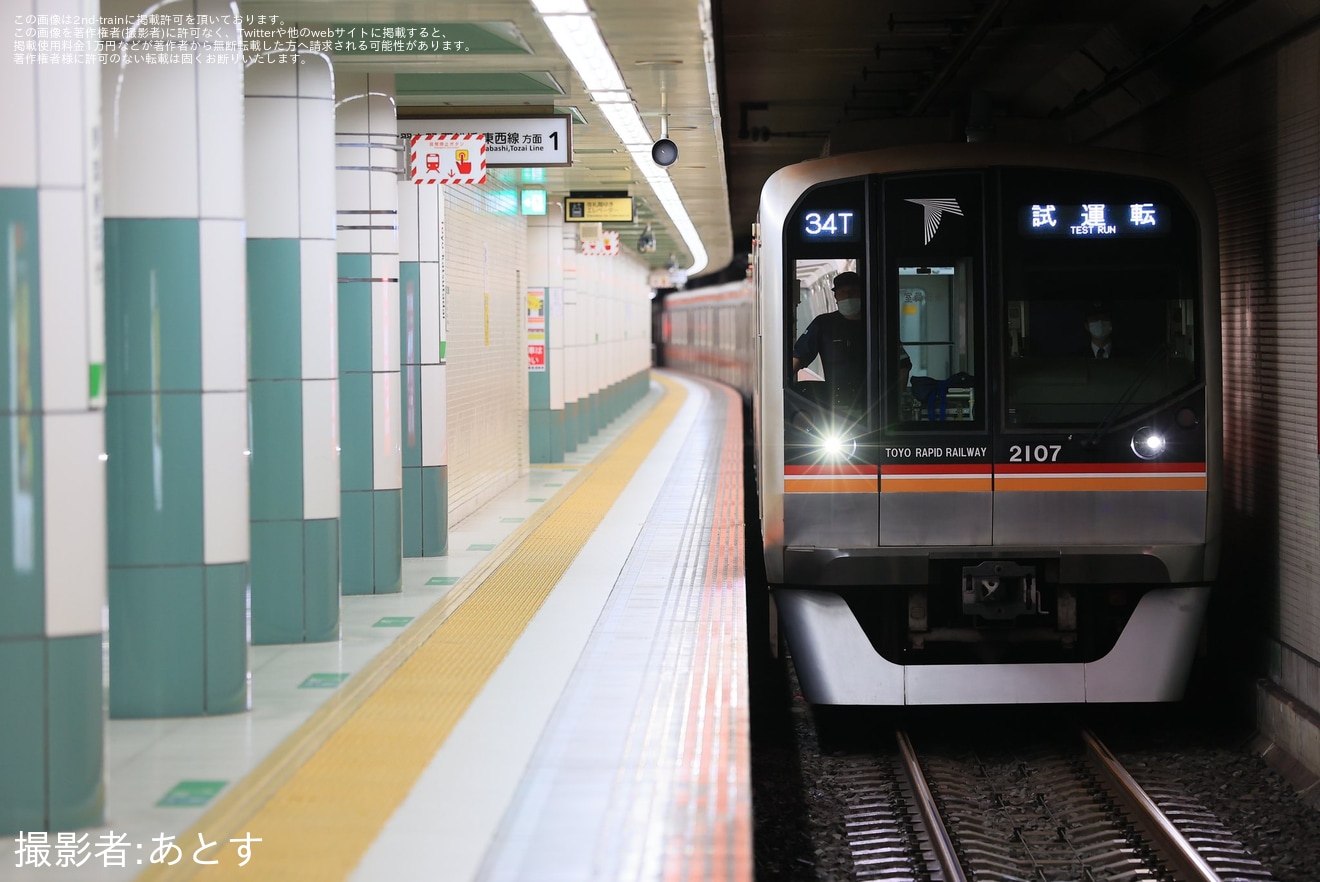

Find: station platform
[4,371,751,882]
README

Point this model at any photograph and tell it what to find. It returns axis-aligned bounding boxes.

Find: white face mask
[1088,320,1112,338]
[837,298,862,318]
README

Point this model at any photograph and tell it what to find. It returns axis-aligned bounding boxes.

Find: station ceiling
[246,0,1319,281]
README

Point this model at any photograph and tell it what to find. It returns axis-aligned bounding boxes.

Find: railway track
[832,727,1275,881]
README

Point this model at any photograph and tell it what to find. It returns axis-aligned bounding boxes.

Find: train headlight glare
[817,433,855,458]
[1131,427,1166,460]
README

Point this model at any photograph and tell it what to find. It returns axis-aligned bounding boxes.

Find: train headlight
[1130,427,1166,460]
[818,432,856,459]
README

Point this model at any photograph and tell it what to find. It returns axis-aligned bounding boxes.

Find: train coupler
[961,561,1041,621]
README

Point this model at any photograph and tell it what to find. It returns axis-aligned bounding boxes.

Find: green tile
[303,518,340,642]
[421,465,447,557]
[527,497,547,503]
[426,576,458,586]
[204,562,247,714]
[340,490,374,595]
[468,543,496,552]
[106,390,204,567]
[0,638,45,834]
[338,372,373,492]
[500,517,524,523]
[544,483,562,488]
[564,400,578,451]
[402,465,422,557]
[47,634,104,830]
[402,365,422,468]
[337,253,372,374]
[529,409,551,463]
[373,488,402,594]
[0,188,42,416]
[249,380,304,521]
[104,218,201,393]
[247,238,302,380]
[549,408,565,462]
[250,519,305,645]
[109,566,205,718]
[0,413,44,637]
[399,261,422,366]
[157,780,227,807]
[373,616,413,627]
[299,672,349,689]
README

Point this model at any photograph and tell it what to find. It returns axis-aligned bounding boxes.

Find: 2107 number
[1008,444,1062,462]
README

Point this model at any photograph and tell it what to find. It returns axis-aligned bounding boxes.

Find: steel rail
[1082,728,1224,882]
[896,729,969,882]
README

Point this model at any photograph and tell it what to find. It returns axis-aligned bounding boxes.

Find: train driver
[791,271,912,411]
[1086,306,1117,358]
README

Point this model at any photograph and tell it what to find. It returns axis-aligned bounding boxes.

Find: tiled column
[102,0,249,717]
[245,54,341,642]
[0,0,105,832]
[527,205,566,462]
[398,174,448,556]
[335,73,402,593]
[562,236,580,451]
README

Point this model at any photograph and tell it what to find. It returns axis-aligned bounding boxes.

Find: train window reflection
[1005,267,1197,427]
[898,263,976,423]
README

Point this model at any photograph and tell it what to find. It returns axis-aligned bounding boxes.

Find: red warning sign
[410,134,487,184]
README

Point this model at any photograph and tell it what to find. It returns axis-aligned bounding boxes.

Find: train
[660,142,1220,705]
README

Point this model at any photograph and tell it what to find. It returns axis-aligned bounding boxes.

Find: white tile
[296,51,335,100]
[418,182,443,262]
[372,371,402,490]
[196,18,245,221]
[244,56,297,97]
[420,364,447,467]
[38,188,90,411]
[199,219,247,392]
[300,238,338,379]
[43,412,106,637]
[336,226,371,255]
[35,54,84,188]
[334,71,371,129]
[420,262,442,365]
[302,379,340,519]
[0,22,37,187]
[397,180,419,262]
[244,96,301,239]
[365,77,397,136]
[371,267,399,372]
[102,62,199,217]
[335,159,370,212]
[298,97,337,240]
[369,166,400,256]
[202,391,249,564]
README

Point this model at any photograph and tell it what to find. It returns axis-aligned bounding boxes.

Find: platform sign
[410,133,486,184]
[565,196,634,223]
[400,116,571,167]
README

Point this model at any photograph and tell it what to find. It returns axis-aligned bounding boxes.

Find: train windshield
[1004,269,1198,428]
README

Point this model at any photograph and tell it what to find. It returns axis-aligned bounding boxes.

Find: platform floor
[4,371,750,882]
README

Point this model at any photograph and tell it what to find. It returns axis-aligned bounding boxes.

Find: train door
[877,173,991,545]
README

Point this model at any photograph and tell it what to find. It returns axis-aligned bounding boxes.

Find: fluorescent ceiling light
[539,14,625,92]
[534,0,708,275]
[596,101,653,148]
[530,0,589,11]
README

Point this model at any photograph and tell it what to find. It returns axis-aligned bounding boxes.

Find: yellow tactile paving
[142,374,687,882]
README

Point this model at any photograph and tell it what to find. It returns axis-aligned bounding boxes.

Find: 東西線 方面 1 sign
[399,116,571,168]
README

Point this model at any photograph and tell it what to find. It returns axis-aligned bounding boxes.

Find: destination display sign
[1020,202,1169,237]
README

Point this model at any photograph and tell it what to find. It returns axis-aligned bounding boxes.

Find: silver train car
[667,142,1221,705]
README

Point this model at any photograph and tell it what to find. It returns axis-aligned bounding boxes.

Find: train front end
[754,144,1220,705]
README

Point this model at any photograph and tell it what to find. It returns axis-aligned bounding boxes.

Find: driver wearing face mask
[1086,308,1116,358]
[792,271,904,412]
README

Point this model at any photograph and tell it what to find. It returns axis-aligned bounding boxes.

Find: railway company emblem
[905,198,964,245]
